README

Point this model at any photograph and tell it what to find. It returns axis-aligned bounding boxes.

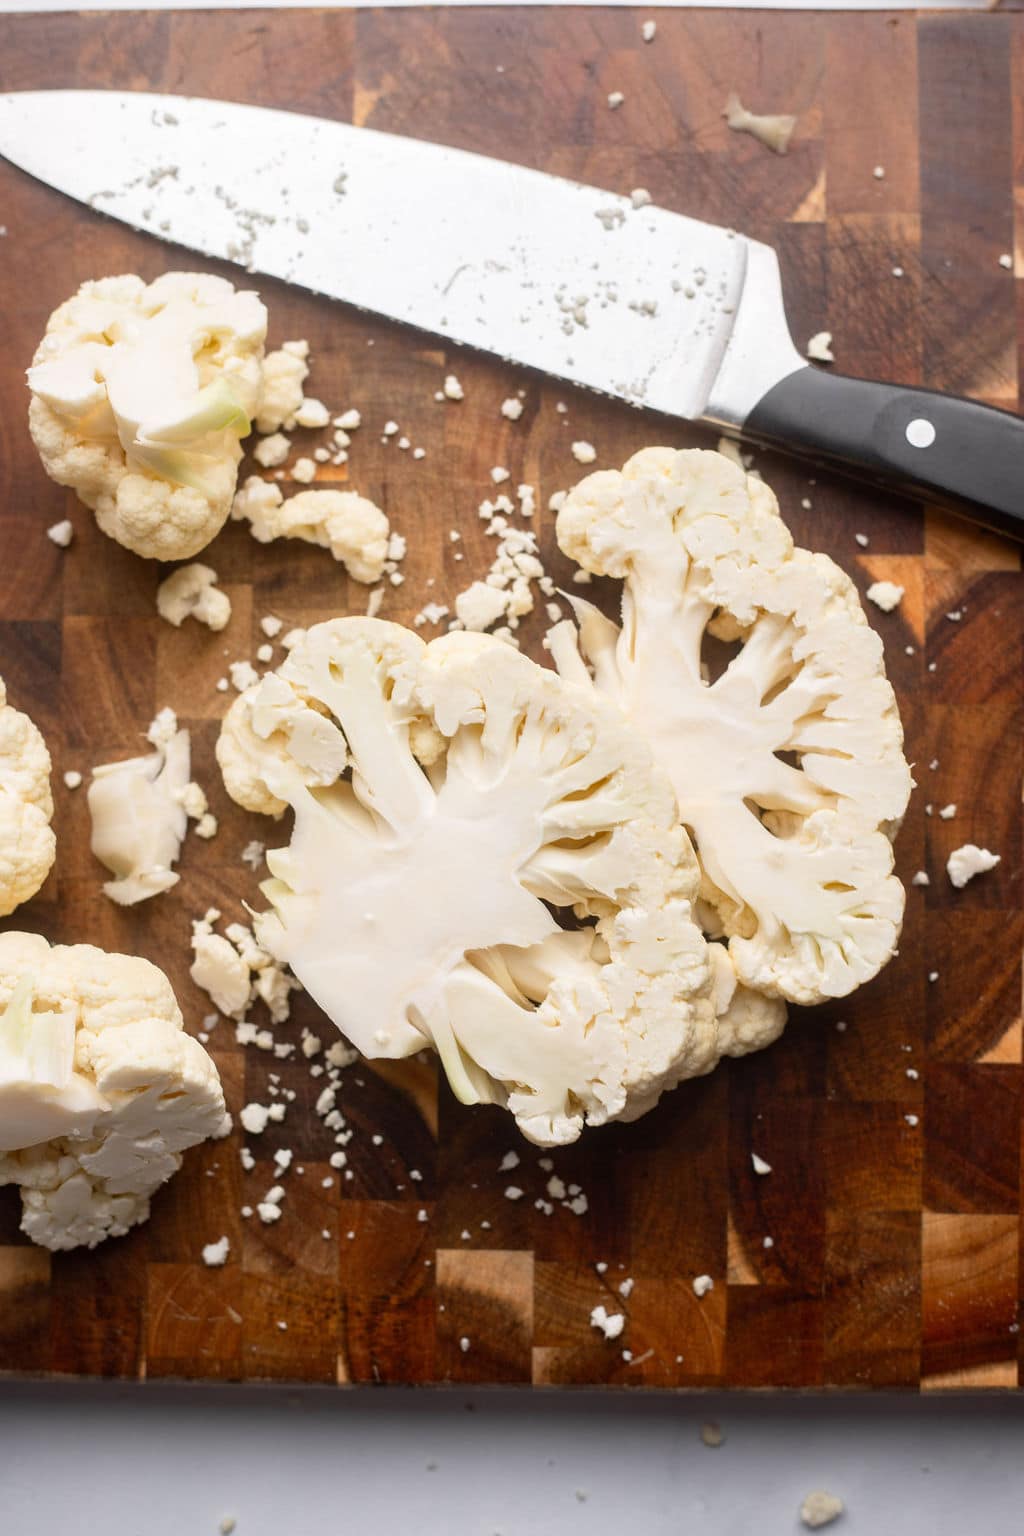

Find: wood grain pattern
[0,7,1021,1390]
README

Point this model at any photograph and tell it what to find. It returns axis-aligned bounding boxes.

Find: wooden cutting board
[0,6,1021,1391]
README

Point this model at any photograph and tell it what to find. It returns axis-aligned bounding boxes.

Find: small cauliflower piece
[232,477,389,583]
[0,931,226,1251]
[724,91,797,154]
[553,448,911,1007]
[190,918,251,1018]
[947,844,1000,888]
[252,432,290,469]
[800,1491,845,1529]
[28,273,267,560]
[217,618,738,1146]
[0,677,56,917]
[255,346,309,433]
[865,580,904,614]
[87,712,191,905]
[156,562,232,631]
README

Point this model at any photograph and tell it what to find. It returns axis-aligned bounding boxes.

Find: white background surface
[1,3,1021,1533]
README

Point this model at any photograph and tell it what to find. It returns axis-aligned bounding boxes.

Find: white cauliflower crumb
[46,519,74,548]
[692,1274,714,1298]
[335,408,361,430]
[751,1153,772,1175]
[800,1490,845,1528]
[642,19,656,42]
[607,91,625,110]
[807,331,835,363]
[455,581,512,633]
[202,1235,230,1267]
[157,562,231,631]
[590,1305,625,1340]
[947,844,1000,889]
[63,770,82,790]
[253,433,290,469]
[571,440,597,464]
[295,397,330,430]
[443,374,464,401]
[260,615,283,638]
[912,871,930,887]
[501,398,524,421]
[241,839,265,870]
[938,803,957,821]
[724,92,797,154]
[866,580,904,613]
[229,660,260,692]
[291,457,317,484]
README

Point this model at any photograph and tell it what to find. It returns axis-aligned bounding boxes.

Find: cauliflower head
[232,478,390,584]
[0,931,227,1251]
[552,448,911,1006]
[216,617,742,1146]
[28,272,267,561]
[0,677,56,917]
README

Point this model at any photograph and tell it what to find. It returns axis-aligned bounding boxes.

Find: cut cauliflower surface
[0,677,56,917]
[552,448,911,1007]
[0,931,227,1251]
[28,272,267,561]
[87,711,191,905]
[216,617,742,1147]
[232,477,390,584]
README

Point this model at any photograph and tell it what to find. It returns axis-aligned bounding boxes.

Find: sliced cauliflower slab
[0,931,227,1251]
[232,478,390,584]
[0,677,56,917]
[217,617,728,1146]
[87,711,191,905]
[553,448,911,1006]
[28,272,267,561]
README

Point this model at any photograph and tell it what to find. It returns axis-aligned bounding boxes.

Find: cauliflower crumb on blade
[551,447,912,1008]
[27,273,267,561]
[217,617,781,1147]
[0,676,56,917]
[0,931,227,1252]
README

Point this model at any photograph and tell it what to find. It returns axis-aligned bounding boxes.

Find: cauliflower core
[0,932,226,1250]
[28,273,267,561]
[552,448,911,1006]
[232,477,390,584]
[0,677,56,917]
[217,618,737,1146]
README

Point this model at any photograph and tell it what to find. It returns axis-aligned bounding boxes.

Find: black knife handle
[743,367,1024,541]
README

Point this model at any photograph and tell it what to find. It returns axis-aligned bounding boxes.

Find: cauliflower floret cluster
[232,478,390,584]
[0,677,56,917]
[551,447,912,1006]
[27,272,267,560]
[217,618,774,1145]
[0,931,227,1251]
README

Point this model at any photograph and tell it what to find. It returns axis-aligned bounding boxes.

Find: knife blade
[0,89,1020,537]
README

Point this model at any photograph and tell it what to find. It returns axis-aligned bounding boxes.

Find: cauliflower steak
[217,618,756,1146]
[552,448,912,1006]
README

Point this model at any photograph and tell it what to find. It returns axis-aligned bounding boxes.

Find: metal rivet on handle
[906,418,936,449]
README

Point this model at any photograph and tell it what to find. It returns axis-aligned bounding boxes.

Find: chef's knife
[0,89,1020,538]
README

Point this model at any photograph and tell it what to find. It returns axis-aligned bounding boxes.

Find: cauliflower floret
[87,712,191,905]
[216,617,741,1147]
[0,931,227,1251]
[553,448,911,1007]
[156,562,232,631]
[255,346,309,434]
[0,677,56,917]
[27,272,267,560]
[232,477,390,584]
